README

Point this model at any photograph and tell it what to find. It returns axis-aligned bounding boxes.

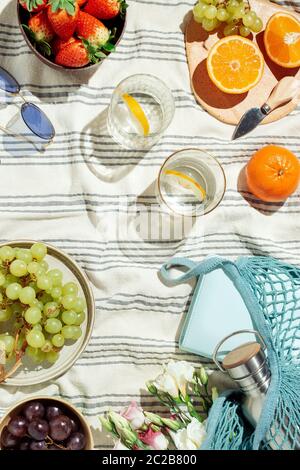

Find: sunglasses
[0,66,55,149]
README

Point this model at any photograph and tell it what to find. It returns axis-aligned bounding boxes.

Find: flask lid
[223,342,261,370]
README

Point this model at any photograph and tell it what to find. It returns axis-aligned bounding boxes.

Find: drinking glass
[157,148,226,217]
[107,74,175,150]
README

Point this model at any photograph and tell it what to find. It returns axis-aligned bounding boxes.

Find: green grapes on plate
[193,0,263,36]
[0,242,87,380]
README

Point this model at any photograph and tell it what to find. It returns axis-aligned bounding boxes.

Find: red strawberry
[47,0,79,40]
[23,10,54,56]
[28,10,54,42]
[52,36,76,56]
[20,0,48,12]
[84,0,127,20]
[55,37,106,67]
[55,39,88,67]
[77,0,87,5]
[76,11,110,48]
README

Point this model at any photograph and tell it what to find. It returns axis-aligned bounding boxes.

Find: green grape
[29,298,42,309]
[39,260,49,271]
[73,297,86,313]
[16,333,25,350]
[74,311,85,326]
[0,334,15,353]
[62,294,77,310]
[27,261,40,275]
[48,269,63,287]
[0,246,15,262]
[204,5,217,19]
[232,4,245,19]
[239,25,251,36]
[32,323,42,331]
[6,282,22,300]
[26,329,45,348]
[62,282,78,296]
[16,249,32,264]
[0,308,12,322]
[62,325,76,340]
[46,350,59,363]
[193,4,205,22]
[51,286,62,299]
[10,259,27,277]
[227,0,239,13]
[0,272,5,286]
[3,274,18,289]
[30,242,47,261]
[216,8,229,21]
[202,17,218,31]
[251,17,263,32]
[24,306,42,325]
[62,310,77,326]
[243,12,255,28]
[71,326,82,340]
[52,334,64,348]
[0,292,2,303]
[44,318,62,334]
[41,340,53,353]
[25,346,45,363]
[40,292,53,304]
[37,275,52,291]
[224,22,239,35]
[19,286,36,305]
[43,302,60,318]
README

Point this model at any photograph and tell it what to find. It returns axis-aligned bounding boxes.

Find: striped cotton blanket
[0,0,299,449]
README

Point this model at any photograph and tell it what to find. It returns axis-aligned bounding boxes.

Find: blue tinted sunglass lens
[0,67,19,93]
[21,103,55,141]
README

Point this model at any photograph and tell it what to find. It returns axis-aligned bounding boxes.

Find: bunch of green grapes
[0,243,86,371]
[193,0,263,36]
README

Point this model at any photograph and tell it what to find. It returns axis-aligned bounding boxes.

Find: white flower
[120,401,145,430]
[170,418,207,450]
[154,360,195,397]
[139,428,169,450]
[114,440,129,450]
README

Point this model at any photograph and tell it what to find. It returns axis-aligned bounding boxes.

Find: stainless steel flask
[213,329,297,450]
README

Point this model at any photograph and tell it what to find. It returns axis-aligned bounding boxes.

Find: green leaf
[22,24,36,42]
[38,41,52,57]
[49,0,76,15]
[102,42,115,52]
[119,0,128,17]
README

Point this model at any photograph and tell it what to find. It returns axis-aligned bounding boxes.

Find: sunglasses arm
[0,123,45,152]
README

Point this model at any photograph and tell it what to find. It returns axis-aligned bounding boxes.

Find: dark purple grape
[1,427,19,448]
[19,438,31,450]
[46,406,63,421]
[28,419,49,441]
[69,418,79,433]
[29,440,48,450]
[66,432,86,450]
[48,444,65,450]
[49,415,72,441]
[23,401,45,422]
[7,415,27,438]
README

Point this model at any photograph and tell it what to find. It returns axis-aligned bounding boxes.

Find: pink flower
[121,401,145,430]
[138,428,169,450]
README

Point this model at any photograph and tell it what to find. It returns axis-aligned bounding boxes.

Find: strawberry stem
[48,0,76,15]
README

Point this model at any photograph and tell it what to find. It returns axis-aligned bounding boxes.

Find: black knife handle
[261,104,272,115]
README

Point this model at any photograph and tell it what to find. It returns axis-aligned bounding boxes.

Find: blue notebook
[179,266,255,359]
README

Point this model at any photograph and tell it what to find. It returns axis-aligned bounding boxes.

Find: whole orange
[246,145,300,202]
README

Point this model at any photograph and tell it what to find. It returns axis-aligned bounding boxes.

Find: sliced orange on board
[206,36,264,94]
[264,12,300,68]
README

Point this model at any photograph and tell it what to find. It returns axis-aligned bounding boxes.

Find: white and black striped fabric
[0,0,299,449]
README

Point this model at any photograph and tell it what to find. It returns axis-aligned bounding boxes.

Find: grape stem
[46,435,67,450]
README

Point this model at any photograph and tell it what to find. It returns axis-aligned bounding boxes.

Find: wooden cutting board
[185,0,300,125]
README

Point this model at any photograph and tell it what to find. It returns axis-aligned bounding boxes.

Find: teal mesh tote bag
[160,255,300,450]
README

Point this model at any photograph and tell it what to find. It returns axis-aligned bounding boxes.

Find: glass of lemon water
[157,148,226,217]
[107,74,175,150]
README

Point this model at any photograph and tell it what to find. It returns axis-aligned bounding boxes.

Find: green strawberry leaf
[102,42,115,52]
[119,0,128,18]
[37,41,52,57]
[49,0,76,15]
[23,0,45,12]
[22,24,36,42]
[110,28,117,41]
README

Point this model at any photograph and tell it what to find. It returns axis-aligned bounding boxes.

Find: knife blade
[232,77,300,140]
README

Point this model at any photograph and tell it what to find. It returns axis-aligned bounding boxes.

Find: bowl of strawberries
[17,0,127,70]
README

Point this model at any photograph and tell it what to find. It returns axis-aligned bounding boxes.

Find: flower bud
[199,367,208,386]
[212,386,219,401]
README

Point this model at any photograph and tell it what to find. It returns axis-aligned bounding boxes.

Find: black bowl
[17,1,127,72]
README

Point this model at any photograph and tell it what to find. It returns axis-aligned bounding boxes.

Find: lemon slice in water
[164,169,206,202]
[122,93,150,136]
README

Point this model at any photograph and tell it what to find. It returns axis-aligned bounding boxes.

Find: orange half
[206,36,264,94]
[264,12,300,68]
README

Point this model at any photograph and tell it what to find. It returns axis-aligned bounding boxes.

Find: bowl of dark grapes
[0,241,95,386]
[0,397,94,450]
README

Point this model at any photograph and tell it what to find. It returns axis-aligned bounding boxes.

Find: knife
[232,77,300,140]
